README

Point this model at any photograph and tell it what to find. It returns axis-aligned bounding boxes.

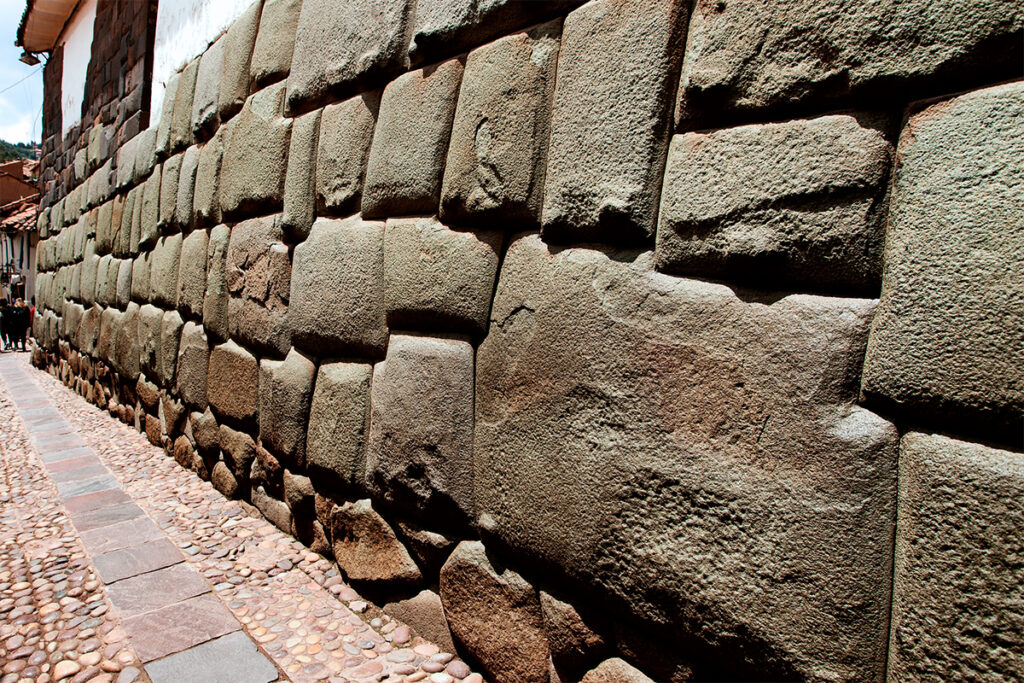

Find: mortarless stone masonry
[28,0,1024,680]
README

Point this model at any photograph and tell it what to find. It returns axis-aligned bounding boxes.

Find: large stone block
[175,145,201,230]
[330,499,422,588]
[361,58,464,218]
[285,0,412,114]
[250,0,302,88]
[97,307,122,363]
[305,362,372,491]
[114,302,141,380]
[207,340,259,423]
[225,215,291,357]
[137,303,164,380]
[219,424,258,481]
[367,334,475,525]
[177,321,209,410]
[475,234,898,681]
[676,0,1024,125]
[888,433,1023,681]
[139,167,161,249]
[287,217,386,357]
[408,0,580,65]
[862,82,1024,445]
[581,659,654,683]
[171,58,200,154]
[150,234,183,308]
[78,305,101,356]
[542,0,689,244]
[440,22,560,229]
[158,152,182,232]
[158,310,184,388]
[115,259,132,308]
[130,252,151,303]
[193,127,225,227]
[203,225,231,342]
[383,217,501,336]
[218,0,262,121]
[80,241,99,305]
[155,72,179,159]
[258,348,316,469]
[440,540,549,683]
[281,108,321,242]
[656,113,893,295]
[383,589,455,653]
[177,228,209,320]
[315,93,378,217]
[219,83,292,220]
[191,36,225,140]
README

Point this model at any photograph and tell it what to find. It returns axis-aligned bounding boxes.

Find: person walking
[10,299,29,351]
[0,298,8,351]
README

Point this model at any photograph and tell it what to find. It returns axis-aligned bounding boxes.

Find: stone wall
[31,1,1023,681]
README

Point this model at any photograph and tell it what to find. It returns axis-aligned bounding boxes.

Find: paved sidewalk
[0,353,479,683]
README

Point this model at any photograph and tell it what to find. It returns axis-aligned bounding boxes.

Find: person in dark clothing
[9,299,29,351]
[0,299,9,351]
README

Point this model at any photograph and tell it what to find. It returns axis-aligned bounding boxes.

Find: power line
[0,67,42,97]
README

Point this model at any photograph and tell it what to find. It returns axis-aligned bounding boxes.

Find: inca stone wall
[31,1,1023,681]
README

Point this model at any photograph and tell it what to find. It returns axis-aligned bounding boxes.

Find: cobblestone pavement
[0,353,481,683]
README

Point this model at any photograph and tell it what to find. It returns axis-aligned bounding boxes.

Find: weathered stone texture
[281,108,321,242]
[130,252,151,304]
[440,22,560,228]
[158,310,184,387]
[202,225,231,342]
[139,167,161,249]
[286,0,413,113]
[676,0,1024,124]
[171,58,200,153]
[158,153,182,232]
[315,93,378,217]
[113,302,141,380]
[656,113,892,294]
[862,82,1024,444]
[193,127,225,227]
[191,35,225,139]
[541,591,608,679]
[287,217,386,358]
[207,340,259,423]
[258,348,316,469]
[225,215,291,357]
[887,433,1024,681]
[383,217,501,336]
[362,59,464,218]
[177,321,209,410]
[542,0,689,244]
[250,0,302,88]
[408,0,579,65]
[305,362,372,492]
[177,228,209,320]
[220,424,258,481]
[367,334,474,524]
[476,234,897,681]
[581,658,654,683]
[440,541,549,683]
[137,303,163,380]
[220,83,292,220]
[218,0,262,121]
[383,590,455,653]
[330,499,422,588]
[150,234,183,309]
[175,145,201,230]
[155,72,179,159]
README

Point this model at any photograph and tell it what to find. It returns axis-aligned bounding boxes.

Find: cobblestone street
[0,352,480,683]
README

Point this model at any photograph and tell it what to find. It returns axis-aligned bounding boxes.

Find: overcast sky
[0,0,44,144]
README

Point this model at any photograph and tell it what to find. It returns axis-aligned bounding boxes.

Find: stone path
[0,353,480,683]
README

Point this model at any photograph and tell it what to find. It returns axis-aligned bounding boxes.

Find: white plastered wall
[150,0,258,128]
[59,0,98,137]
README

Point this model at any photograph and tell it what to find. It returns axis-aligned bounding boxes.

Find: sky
[0,0,43,144]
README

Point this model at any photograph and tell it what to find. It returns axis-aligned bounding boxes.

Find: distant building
[0,159,38,302]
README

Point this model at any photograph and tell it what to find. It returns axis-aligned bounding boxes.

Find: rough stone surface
[150,234,183,309]
[367,334,475,524]
[155,72,179,158]
[252,486,292,533]
[113,302,141,380]
[330,499,422,588]
[219,424,258,481]
[394,520,458,578]
[383,217,501,336]
[286,0,413,114]
[656,113,893,294]
[211,459,240,498]
[362,59,464,218]
[220,83,292,219]
[258,348,316,469]
[580,658,654,683]
[218,0,262,121]
[116,258,133,308]
[281,108,321,242]
[193,127,225,227]
[175,144,201,230]
[158,309,184,388]
[225,215,291,357]
[384,590,455,653]
[191,407,220,453]
[207,340,259,424]
[440,540,549,683]
[202,225,230,342]
[862,82,1024,444]
[542,0,688,244]
[131,252,151,304]
[676,0,1024,125]
[541,591,608,679]
[408,0,579,65]
[139,167,161,249]
[158,153,183,232]
[440,21,560,228]
[176,321,209,410]
[137,303,164,380]
[888,432,1024,681]
[171,58,200,153]
[250,0,302,88]
[191,35,225,139]
[177,228,209,319]
[287,216,386,358]
[475,234,898,681]
[315,93,378,217]
[305,362,372,491]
